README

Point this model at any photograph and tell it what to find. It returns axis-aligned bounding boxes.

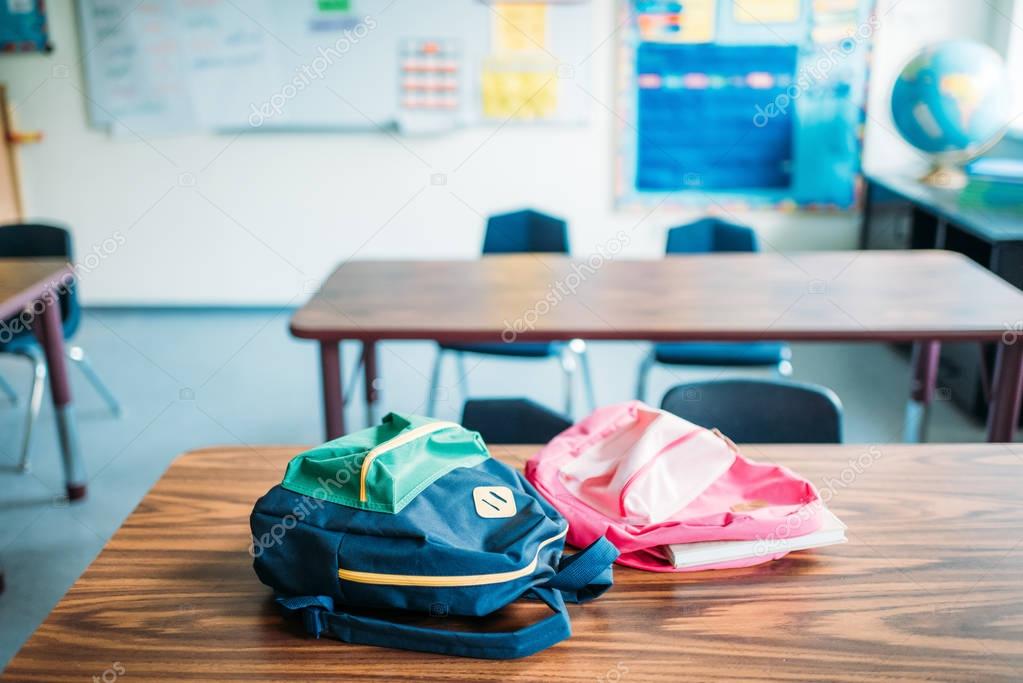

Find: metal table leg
[35,297,87,500]
[904,340,940,443]
[986,341,1023,442]
[320,341,344,440]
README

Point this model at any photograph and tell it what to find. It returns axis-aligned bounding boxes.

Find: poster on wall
[0,0,51,53]
[616,0,877,213]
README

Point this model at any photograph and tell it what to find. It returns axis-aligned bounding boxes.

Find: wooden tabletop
[290,251,1023,343]
[5,443,1022,682]
[0,258,70,320]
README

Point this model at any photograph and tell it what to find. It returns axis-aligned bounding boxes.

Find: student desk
[0,258,86,499]
[4,444,1021,681]
[290,251,1023,442]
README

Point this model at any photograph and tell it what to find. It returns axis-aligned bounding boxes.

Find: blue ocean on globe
[891,40,1012,155]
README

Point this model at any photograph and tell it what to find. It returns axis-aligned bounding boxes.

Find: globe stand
[919,163,968,190]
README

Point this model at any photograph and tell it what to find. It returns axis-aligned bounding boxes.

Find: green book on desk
[961,158,1023,210]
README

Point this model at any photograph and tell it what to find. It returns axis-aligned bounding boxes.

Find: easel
[0,84,42,222]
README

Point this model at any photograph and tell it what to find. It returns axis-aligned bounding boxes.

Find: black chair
[461,398,572,445]
[427,209,595,417]
[0,223,120,471]
[660,378,843,443]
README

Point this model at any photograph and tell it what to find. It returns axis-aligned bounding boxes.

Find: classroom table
[4,443,1021,681]
[0,258,86,499]
[290,250,1023,443]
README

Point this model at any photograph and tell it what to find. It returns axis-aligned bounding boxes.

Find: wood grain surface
[4,443,1023,682]
[0,258,70,320]
[289,251,1023,342]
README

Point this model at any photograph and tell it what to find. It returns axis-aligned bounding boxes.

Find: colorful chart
[617,0,876,212]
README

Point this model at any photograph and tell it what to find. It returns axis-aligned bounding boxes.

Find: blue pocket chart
[617,0,876,212]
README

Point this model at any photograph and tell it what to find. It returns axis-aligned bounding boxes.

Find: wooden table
[5,443,1022,681]
[0,258,86,499]
[291,251,1023,442]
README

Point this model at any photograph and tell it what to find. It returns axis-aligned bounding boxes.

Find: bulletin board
[75,0,593,136]
[615,0,876,212]
[0,0,51,53]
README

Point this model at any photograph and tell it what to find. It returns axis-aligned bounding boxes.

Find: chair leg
[576,343,597,412]
[559,350,576,417]
[17,350,47,473]
[636,348,655,402]
[778,346,794,377]
[0,372,18,405]
[68,346,121,417]
[344,348,363,407]
[455,352,469,403]
[427,349,444,417]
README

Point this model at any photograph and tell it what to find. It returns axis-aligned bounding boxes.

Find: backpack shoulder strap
[278,587,570,660]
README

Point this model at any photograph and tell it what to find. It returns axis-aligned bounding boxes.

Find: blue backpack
[250,412,618,659]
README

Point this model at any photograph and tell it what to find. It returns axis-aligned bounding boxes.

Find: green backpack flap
[281,412,489,513]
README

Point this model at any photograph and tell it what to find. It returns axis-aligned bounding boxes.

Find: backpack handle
[545,536,620,603]
[278,587,571,660]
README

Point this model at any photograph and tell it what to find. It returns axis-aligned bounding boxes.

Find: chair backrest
[461,398,573,445]
[660,379,843,443]
[0,223,79,334]
[665,217,759,254]
[482,209,569,254]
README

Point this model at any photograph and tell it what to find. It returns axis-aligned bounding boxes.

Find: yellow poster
[493,2,548,53]
[813,0,859,12]
[734,0,802,24]
[481,57,557,119]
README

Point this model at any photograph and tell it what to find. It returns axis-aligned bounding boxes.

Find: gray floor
[0,308,987,667]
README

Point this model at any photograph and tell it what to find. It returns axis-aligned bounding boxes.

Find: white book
[665,509,847,570]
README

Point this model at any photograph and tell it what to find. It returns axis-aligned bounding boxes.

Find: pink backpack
[525,401,825,572]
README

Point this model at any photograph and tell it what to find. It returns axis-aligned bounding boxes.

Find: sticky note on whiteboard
[493,2,548,53]
[481,56,557,119]
[734,0,801,24]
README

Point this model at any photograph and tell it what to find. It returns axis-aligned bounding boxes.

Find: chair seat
[0,331,40,355]
[439,342,561,358]
[654,341,789,367]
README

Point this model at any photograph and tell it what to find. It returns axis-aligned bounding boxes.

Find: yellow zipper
[337,528,568,587]
[359,421,461,502]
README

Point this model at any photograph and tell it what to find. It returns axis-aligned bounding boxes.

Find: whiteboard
[76,0,593,136]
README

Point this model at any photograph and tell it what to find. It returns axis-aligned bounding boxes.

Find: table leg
[858,180,874,249]
[362,341,379,427]
[986,341,1023,442]
[903,340,940,443]
[319,341,345,440]
[34,297,87,501]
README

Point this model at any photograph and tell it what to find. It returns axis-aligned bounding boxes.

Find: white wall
[0,0,1005,305]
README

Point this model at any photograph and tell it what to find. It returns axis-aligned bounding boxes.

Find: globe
[891,40,1013,187]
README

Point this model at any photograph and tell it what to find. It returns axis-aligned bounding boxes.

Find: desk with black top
[861,170,1023,421]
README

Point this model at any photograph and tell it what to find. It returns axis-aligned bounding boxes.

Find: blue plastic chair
[461,398,572,445]
[636,217,792,402]
[427,210,595,416]
[660,378,843,443]
[0,223,120,471]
